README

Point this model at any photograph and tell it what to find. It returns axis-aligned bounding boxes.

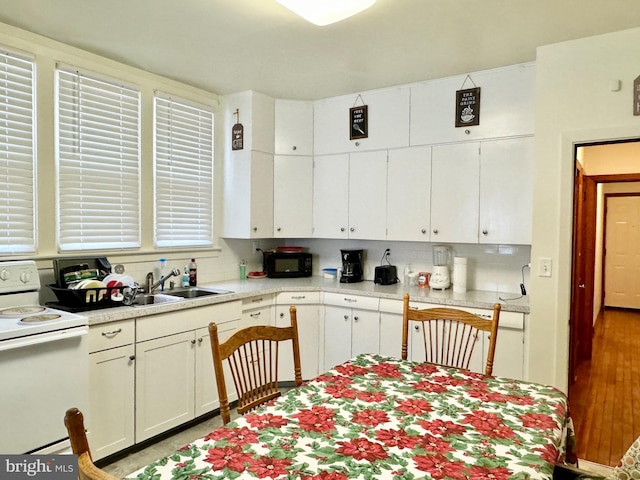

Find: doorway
[569,139,640,466]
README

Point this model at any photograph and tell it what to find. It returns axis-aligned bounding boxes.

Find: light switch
[538,258,552,277]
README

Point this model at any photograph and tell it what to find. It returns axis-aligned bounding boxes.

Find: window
[56,67,141,251]
[154,94,214,247]
[0,49,35,255]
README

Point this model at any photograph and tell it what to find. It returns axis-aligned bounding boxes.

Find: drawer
[323,292,379,311]
[241,306,273,327]
[242,294,274,311]
[276,291,320,305]
[89,320,135,352]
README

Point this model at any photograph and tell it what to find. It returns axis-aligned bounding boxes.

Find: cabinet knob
[129,355,136,361]
[340,227,345,232]
[354,316,359,322]
[355,142,360,147]
[198,337,203,344]
[414,325,420,331]
[277,227,281,231]
[343,315,349,321]
[482,229,488,235]
[421,229,426,234]
[350,227,355,232]
[433,229,439,235]
[191,339,196,345]
[253,227,258,232]
[280,312,284,318]
[292,145,297,151]
[465,129,471,134]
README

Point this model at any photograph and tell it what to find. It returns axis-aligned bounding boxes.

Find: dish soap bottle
[182,266,189,288]
[188,258,197,286]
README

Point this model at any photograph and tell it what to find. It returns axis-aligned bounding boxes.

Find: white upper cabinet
[410,63,535,145]
[386,146,432,242]
[275,100,314,155]
[313,154,349,239]
[430,143,480,243]
[314,87,410,155]
[479,137,534,245]
[274,155,313,238]
[222,91,275,239]
[348,150,388,240]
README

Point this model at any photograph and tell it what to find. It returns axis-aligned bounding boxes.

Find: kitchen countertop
[83,276,529,327]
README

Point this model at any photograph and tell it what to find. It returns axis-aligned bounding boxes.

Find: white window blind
[56,67,141,251]
[0,50,35,255]
[154,94,214,247]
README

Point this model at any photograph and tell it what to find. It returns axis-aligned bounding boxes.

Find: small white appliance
[0,260,88,454]
[430,245,452,289]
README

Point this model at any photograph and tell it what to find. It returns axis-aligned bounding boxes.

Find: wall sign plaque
[455,87,481,127]
[350,105,368,140]
[231,123,244,150]
[634,75,640,116]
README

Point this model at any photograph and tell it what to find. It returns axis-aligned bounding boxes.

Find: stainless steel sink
[133,287,232,305]
[168,287,233,298]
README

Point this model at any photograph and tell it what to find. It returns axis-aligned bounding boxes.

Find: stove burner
[0,306,46,316]
[19,314,63,323]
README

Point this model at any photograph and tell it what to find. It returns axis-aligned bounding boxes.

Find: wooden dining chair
[401,293,501,375]
[64,407,120,480]
[209,305,303,424]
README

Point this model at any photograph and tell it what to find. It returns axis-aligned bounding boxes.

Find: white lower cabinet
[241,294,274,328]
[135,301,241,443]
[323,293,380,371]
[275,292,321,381]
[88,320,135,460]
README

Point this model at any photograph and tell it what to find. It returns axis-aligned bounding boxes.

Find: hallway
[570,307,640,466]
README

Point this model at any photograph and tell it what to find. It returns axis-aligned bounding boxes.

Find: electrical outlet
[252,241,260,255]
[538,258,552,277]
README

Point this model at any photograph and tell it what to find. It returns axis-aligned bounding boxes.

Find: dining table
[125,353,576,480]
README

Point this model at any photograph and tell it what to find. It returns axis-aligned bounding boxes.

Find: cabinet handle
[344,297,357,303]
[482,229,488,235]
[129,355,136,361]
[433,229,439,235]
[291,295,306,300]
[101,328,122,337]
[250,312,262,318]
[354,316,359,322]
[198,337,203,344]
[252,297,263,303]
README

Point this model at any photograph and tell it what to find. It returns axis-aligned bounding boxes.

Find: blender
[430,245,451,289]
[340,249,364,283]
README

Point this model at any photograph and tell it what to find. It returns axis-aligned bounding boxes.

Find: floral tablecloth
[126,354,575,480]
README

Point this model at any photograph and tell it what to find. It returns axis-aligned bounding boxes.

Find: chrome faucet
[145,268,181,293]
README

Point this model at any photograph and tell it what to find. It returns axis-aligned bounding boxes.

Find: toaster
[374,265,398,285]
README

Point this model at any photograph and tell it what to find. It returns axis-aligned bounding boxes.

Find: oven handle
[0,326,88,352]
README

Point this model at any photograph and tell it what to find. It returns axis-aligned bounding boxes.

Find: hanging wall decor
[350,95,368,140]
[231,109,244,150]
[634,75,640,116]
[455,75,481,128]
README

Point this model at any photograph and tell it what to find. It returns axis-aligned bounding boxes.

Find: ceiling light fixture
[277,0,376,26]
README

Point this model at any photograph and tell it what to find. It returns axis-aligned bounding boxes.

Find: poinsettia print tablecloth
[126,354,575,480]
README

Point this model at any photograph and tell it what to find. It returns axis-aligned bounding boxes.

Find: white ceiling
[0,0,639,100]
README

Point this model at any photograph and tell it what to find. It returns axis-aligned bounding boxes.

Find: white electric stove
[0,260,89,454]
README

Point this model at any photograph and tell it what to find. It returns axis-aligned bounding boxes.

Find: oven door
[0,326,88,453]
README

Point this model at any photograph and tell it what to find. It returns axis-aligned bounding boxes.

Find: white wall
[530,27,640,389]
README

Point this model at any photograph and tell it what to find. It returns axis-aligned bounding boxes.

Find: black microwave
[263,252,312,278]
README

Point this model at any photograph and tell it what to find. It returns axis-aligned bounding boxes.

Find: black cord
[499,264,530,302]
[379,249,391,266]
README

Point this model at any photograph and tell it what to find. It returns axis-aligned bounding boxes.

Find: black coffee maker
[340,249,364,283]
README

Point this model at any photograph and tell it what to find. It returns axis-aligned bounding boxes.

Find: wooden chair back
[64,407,119,480]
[209,305,303,424]
[401,293,501,375]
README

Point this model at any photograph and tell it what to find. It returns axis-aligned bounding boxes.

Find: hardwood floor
[569,307,640,467]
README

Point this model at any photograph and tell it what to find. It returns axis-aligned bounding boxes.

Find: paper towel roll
[453,257,467,293]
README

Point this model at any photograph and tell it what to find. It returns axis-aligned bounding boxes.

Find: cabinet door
[431,143,480,243]
[275,304,320,381]
[479,137,534,245]
[135,332,195,442]
[195,322,238,417]
[275,100,313,155]
[314,88,410,155]
[348,150,388,239]
[387,146,431,241]
[313,154,349,239]
[351,308,380,357]
[88,345,135,460]
[379,311,403,358]
[274,155,313,238]
[323,305,352,371]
